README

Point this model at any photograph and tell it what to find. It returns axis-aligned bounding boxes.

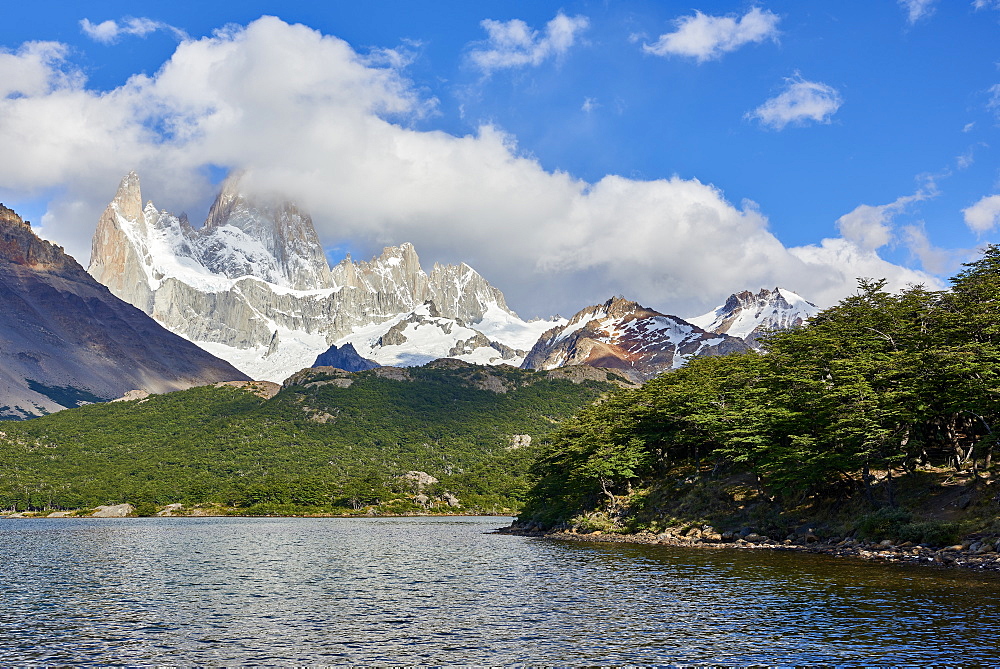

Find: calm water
[1,516,998,665]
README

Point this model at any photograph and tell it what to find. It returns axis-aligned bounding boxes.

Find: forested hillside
[0,361,627,515]
[519,246,1000,545]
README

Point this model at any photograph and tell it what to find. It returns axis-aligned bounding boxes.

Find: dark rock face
[522,296,749,382]
[0,204,250,418]
[312,343,380,372]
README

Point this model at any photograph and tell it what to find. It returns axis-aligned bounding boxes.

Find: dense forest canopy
[0,363,624,515]
[520,245,1000,533]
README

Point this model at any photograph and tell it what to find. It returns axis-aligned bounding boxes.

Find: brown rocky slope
[0,204,250,418]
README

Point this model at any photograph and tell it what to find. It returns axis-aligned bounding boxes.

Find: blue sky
[1,1,999,317]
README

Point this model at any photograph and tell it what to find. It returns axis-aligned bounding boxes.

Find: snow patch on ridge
[473,303,566,351]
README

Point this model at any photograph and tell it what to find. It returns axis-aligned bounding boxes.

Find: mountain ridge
[522,296,749,382]
[0,202,250,418]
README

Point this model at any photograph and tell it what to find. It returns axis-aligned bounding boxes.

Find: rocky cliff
[312,343,380,372]
[202,174,333,290]
[0,204,250,418]
[522,297,749,382]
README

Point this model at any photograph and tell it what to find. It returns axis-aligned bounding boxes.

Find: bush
[856,508,912,540]
[856,508,960,546]
[571,512,619,534]
[896,521,961,547]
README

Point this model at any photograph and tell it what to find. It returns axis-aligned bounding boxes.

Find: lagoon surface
[1,515,998,665]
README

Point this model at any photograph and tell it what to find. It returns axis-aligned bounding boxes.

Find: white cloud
[835,187,933,252]
[836,205,896,251]
[643,7,780,62]
[973,0,1000,10]
[748,74,842,130]
[790,238,938,299]
[467,12,589,74]
[988,83,1000,119]
[899,0,936,23]
[0,41,82,98]
[955,143,986,170]
[0,16,939,317]
[963,195,1000,233]
[901,225,954,274]
[581,97,598,113]
[80,17,186,44]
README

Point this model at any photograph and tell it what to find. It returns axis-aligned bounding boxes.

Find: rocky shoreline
[498,525,1000,572]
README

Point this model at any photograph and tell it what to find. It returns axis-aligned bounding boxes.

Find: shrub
[856,508,961,546]
[856,508,912,540]
[896,521,961,547]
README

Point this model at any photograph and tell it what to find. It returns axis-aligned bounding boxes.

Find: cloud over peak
[467,12,589,74]
[0,16,938,317]
[643,6,780,62]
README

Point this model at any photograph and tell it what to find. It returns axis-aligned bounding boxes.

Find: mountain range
[0,171,820,418]
[84,172,820,384]
[88,172,559,382]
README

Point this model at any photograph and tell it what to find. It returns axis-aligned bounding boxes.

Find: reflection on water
[1,516,997,664]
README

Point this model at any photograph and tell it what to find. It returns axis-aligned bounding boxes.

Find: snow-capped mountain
[0,203,248,418]
[688,287,820,347]
[88,172,558,382]
[522,297,749,382]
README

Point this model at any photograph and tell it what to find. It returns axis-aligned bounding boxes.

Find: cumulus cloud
[835,188,934,252]
[963,195,1000,233]
[467,12,588,74]
[0,16,938,317]
[901,225,955,274]
[80,17,187,44]
[643,7,780,62]
[0,41,82,98]
[827,183,958,276]
[748,74,842,130]
[899,0,937,23]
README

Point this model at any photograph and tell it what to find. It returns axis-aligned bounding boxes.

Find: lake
[1,515,997,664]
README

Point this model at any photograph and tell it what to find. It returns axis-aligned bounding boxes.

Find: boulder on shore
[90,503,135,517]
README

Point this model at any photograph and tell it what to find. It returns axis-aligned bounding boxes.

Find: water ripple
[1,516,998,665]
